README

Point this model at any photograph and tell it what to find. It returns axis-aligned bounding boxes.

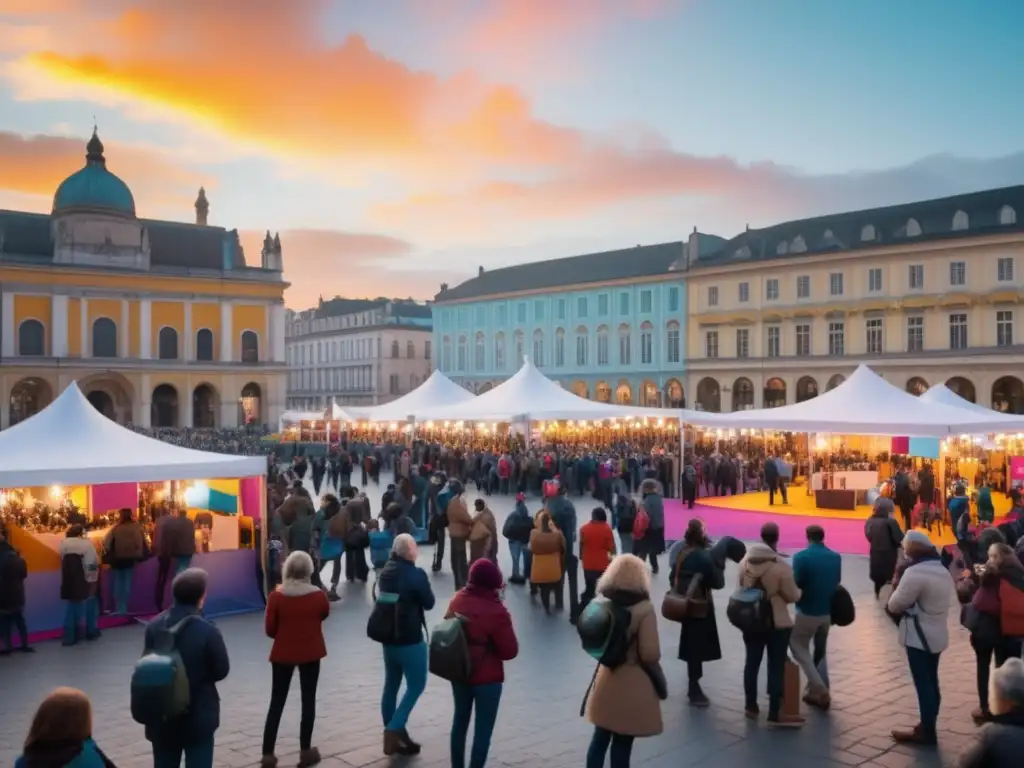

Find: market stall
[0,382,267,639]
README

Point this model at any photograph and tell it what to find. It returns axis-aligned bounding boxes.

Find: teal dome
[51,131,136,216]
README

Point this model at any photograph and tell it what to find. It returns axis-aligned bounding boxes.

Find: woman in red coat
[445,558,519,768]
[261,551,330,768]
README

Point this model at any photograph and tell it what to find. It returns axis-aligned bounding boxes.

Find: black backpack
[830,586,855,627]
[429,615,472,684]
[576,596,632,668]
[726,576,774,634]
[616,501,636,535]
[130,617,194,726]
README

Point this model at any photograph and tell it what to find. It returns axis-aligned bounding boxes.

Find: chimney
[194,187,209,225]
[478,265,485,277]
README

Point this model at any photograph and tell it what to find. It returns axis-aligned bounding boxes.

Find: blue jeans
[451,682,502,768]
[63,597,99,644]
[508,542,526,579]
[112,566,134,614]
[174,555,192,575]
[906,647,941,735]
[381,642,428,731]
[619,532,633,554]
[152,736,215,768]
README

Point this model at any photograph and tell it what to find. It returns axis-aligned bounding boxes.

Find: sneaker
[767,714,806,729]
[326,587,340,602]
[297,747,321,767]
[891,724,937,745]
[688,688,710,709]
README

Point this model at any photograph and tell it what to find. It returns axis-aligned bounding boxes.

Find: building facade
[0,131,288,429]
[683,186,1024,413]
[432,243,698,406]
[285,297,433,409]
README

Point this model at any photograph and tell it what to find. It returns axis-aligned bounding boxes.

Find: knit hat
[515,492,525,502]
[903,530,933,550]
[468,558,503,590]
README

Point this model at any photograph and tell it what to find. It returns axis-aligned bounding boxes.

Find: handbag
[661,571,707,622]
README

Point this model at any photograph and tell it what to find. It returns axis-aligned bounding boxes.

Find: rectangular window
[557,299,566,320]
[640,290,653,313]
[598,294,609,316]
[736,328,750,358]
[577,297,588,318]
[534,300,544,321]
[516,302,526,324]
[766,326,780,357]
[738,282,750,303]
[950,261,967,287]
[475,306,486,325]
[907,316,924,352]
[389,373,399,394]
[554,334,565,366]
[908,264,924,290]
[619,292,629,315]
[667,327,680,363]
[576,333,588,366]
[495,337,505,369]
[705,330,719,359]
[532,336,544,367]
[828,321,845,356]
[766,278,779,301]
[795,323,811,356]
[997,310,1014,347]
[619,331,631,365]
[868,267,883,293]
[866,318,883,355]
[458,308,469,327]
[707,286,719,307]
[998,257,1015,283]
[597,332,609,365]
[829,272,844,296]
[667,287,680,312]
[796,275,810,299]
[949,313,968,350]
[641,329,653,364]
[496,305,507,325]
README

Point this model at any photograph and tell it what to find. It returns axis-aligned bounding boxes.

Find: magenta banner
[92,482,139,512]
[239,476,263,521]
[1010,457,1024,483]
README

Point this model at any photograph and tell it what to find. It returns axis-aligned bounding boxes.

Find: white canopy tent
[919,383,1005,417]
[278,409,324,431]
[679,365,1024,437]
[0,383,268,487]
[323,401,368,422]
[419,359,678,422]
[359,370,476,423]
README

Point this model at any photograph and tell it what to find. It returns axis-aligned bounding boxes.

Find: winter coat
[265,579,330,665]
[737,543,802,629]
[865,512,904,585]
[59,536,99,602]
[792,542,842,617]
[546,495,577,549]
[529,526,565,584]
[445,585,519,685]
[887,555,955,653]
[469,508,497,562]
[667,544,724,663]
[952,709,1024,768]
[376,556,435,646]
[158,515,196,558]
[143,604,230,746]
[446,496,473,539]
[579,521,616,573]
[502,503,533,544]
[16,737,114,768]
[585,589,663,738]
[104,520,145,568]
[0,541,27,612]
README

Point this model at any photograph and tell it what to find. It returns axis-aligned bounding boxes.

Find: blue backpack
[130,617,194,726]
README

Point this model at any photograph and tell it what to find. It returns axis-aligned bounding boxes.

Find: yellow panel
[151,301,185,352]
[128,300,140,357]
[14,295,52,354]
[0,265,285,301]
[67,297,81,356]
[70,486,89,509]
[209,478,239,496]
[191,303,222,359]
[232,304,266,358]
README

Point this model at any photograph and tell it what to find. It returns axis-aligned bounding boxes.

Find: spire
[272,232,281,252]
[86,127,105,167]
[194,187,209,225]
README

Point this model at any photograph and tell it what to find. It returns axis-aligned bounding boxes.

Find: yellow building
[683,187,1024,413]
[0,131,288,429]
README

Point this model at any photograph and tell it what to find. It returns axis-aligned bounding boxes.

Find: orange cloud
[0,130,211,215]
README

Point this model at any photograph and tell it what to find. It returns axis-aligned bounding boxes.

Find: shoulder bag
[661,548,709,622]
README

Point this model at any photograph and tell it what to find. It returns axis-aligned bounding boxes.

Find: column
[119,299,129,358]
[80,297,89,357]
[51,294,68,358]
[184,301,193,361]
[137,373,152,427]
[182,375,194,427]
[220,302,233,362]
[139,299,152,359]
[1,291,13,357]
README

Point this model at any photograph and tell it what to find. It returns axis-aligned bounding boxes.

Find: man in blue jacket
[790,525,841,709]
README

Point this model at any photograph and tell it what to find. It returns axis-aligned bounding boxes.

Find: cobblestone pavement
[0,483,989,767]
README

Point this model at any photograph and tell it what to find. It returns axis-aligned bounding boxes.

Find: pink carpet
[665,499,871,555]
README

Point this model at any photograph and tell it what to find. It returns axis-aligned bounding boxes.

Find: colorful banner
[91,482,139,512]
[240,476,263,522]
[1010,457,1024,483]
[891,436,909,455]
[908,437,941,460]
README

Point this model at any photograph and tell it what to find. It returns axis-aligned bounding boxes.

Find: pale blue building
[432,241,698,407]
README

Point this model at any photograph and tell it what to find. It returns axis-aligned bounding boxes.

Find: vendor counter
[811,471,878,491]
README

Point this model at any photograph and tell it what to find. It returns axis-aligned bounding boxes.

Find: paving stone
[0,487,987,767]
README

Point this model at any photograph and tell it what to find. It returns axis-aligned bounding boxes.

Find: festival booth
[0,383,267,639]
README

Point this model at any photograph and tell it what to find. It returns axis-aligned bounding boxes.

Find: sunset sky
[1,0,1022,308]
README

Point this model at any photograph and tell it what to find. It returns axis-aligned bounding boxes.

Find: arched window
[196,328,214,361]
[554,328,565,367]
[618,324,631,365]
[407,341,415,359]
[999,205,1017,226]
[241,330,259,363]
[494,332,506,370]
[666,320,681,363]
[513,330,524,365]
[457,335,468,371]
[91,317,118,358]
[575,326,588,366]
[790,235,807,253]
[158,327,179,360]
[596,325,609,365]
[532,330,544,367]
[474,332,486,370]
[860,224,876,241]
[905,218,922,237]
[17,319,45,356]
[640,321,653,364]
[391,340,399,358]
[441,335,452,371]
[732,378,754,410]
[952,210,969,231]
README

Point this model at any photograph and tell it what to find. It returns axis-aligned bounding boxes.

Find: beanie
[468,558,503,591]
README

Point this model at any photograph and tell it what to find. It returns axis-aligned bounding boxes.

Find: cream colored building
[682,187,1024,413]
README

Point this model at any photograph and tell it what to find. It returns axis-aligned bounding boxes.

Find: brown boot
[297,747,321,767]
[383,730,402,756]
[891,724,937,745]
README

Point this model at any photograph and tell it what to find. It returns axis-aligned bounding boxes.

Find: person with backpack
[502,493,533,584]
[137,568,230,768]
[734,540,804,728]
[529,512,565,614]
[442,558,519,768]
[261,552,330,768]
[582,554,663,767]
[17,687,115,768]
[615,495,636,555]
[369,534,435,757]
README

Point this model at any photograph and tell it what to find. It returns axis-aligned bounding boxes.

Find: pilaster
[52,295,69,358]
[1,292,13,358]
[80,298,89,358]
[220,302,233,362]
[119,299,129,358]
[140,299,152,359]
[184,301,193,361]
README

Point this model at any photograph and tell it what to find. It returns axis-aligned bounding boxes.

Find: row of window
[289,365,375,393]
[289,309,384,338]
[440,323,682,372]
[17,319,259,362]
[288,338,431,366]
[439,286,682,330]
[705,311,1016,359]
[707,257,1016,307]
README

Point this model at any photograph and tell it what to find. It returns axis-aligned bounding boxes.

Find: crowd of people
[7,440,1024,767]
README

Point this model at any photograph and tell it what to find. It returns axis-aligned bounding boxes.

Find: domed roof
[52,130,136,217]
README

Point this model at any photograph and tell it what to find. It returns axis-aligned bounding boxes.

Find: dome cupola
[51,129,136,217]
